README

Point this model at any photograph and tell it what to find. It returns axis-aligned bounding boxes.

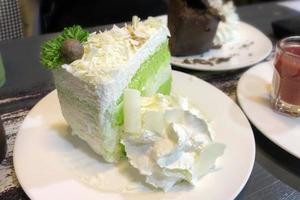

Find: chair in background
[0,0,23,41]
[40,0,167,33]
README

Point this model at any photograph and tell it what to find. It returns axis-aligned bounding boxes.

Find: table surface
[1,1,300,199]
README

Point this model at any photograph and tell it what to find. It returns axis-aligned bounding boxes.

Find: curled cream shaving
[63,16,168,84]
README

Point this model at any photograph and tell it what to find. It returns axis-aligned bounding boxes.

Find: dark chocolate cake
[168,0,220,56]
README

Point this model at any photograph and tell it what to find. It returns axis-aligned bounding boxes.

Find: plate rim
[170,21,273,72]
[14,70,256,200]
[237,61,300,159]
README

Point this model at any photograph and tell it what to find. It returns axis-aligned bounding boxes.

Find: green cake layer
[112,41,171,127]
[128,41,170,94]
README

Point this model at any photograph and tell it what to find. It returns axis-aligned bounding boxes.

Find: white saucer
[237,62,300,159]
[170,21,272,71]
[14,71,255,200]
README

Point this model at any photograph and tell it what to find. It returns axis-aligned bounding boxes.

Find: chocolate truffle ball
[61,39,84,63]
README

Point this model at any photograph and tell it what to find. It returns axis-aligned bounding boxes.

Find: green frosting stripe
[56,84,98,115]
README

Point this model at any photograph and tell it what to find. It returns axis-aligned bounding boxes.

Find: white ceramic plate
[170,21,272,71]
[14,71,255,200]
[237,62,300,159]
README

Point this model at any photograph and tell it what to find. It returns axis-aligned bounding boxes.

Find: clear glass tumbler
[271,36,300,117]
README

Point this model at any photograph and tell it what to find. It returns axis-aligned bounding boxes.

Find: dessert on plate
[42,16,171,162]
[41,16,225,191]
[168,0,239,56]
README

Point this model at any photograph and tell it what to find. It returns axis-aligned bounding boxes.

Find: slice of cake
[41,16,171,162]
[168,0,239,56]
[168,0,221,56]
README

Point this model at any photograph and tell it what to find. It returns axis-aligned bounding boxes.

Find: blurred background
[0,0,292,41]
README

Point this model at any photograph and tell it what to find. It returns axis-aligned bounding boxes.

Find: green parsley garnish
[40,25,89,70]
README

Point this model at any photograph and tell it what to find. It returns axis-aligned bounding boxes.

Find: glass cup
[271,36,300,117]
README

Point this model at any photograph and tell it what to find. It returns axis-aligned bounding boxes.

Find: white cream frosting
[122,91,225,191]
[211,1,240,45]
[62,16,170,85]
[55,16,170,162]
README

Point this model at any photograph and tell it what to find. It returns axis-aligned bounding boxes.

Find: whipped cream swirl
[209,0,240,45]
[122,90,225,191]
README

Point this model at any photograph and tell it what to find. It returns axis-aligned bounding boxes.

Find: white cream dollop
[121,90,225,191]
[212,1,240,45]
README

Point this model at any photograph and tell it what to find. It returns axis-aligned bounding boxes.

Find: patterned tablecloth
[0,90,52,199]
[0,50,274,199]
